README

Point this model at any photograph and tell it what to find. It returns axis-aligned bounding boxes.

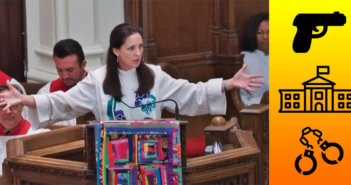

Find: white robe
[29,64,226,129]
[37,82,76,126]
[240,50,269,107]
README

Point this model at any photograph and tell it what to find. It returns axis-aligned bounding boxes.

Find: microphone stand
[120,99,180,120]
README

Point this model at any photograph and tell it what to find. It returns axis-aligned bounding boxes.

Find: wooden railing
[241,104,269,185]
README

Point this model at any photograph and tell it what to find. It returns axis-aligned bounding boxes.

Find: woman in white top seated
[240,13,269,107]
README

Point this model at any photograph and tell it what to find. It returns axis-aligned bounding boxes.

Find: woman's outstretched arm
[223,63,264,92]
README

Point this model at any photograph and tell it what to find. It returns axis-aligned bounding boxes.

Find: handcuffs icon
[295,127,344,175]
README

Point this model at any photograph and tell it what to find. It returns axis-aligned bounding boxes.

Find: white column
[26,0,124,82]
[54,0,68,41]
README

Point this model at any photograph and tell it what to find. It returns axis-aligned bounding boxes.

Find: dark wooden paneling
[0,0,25,81]
[235,0,269,49]
[152,0,213,57]
[125,0,269,72]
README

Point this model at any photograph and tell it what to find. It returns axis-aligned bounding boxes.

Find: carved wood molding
[212,0,239,55]
[240,104,269,185]
[124,0,142,25]
[21,126,85,153]
[186,147,258,174]
[157,53,242,69]
[124,0,158,63]
[185,162,255,184]
[9,163,84,178]
[124,0,240,63]
[157,52,212,64]
[6,155,90,178]
[186,156,257,175]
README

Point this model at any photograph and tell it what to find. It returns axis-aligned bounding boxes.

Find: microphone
[120,99,180,120]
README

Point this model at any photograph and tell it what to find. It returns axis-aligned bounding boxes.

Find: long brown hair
[103,23,154,100]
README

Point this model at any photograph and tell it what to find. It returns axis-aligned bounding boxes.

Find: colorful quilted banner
[94,120,182,185]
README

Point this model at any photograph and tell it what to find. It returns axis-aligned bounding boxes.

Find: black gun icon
[293,12,346,53]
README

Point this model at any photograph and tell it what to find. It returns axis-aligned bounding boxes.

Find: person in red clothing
[0,70,33,128]
[0,84,49,175]
[0,70,26,94]
[0,84,30,136]
[37,39,88,125]
[38,39,87,94]
[0,70,12,85]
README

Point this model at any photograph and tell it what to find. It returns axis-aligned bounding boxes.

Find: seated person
[0,70,31,121]
[0,70,26,100]
[0,84,49,175]
[240,13,269,107]
[38,39,88,126]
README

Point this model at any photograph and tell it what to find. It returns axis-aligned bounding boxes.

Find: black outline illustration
[279,66,351,113]
[295,127,344,175]
[293,12,346,53]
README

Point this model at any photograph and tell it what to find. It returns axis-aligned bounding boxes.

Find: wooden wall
[235,0,269,47]
[125,0,268,81]
[152,0,213,58]
[0,0,25,82]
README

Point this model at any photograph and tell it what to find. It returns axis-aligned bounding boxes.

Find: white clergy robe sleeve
[37,82,77,126]
[37,82,50,94]
[30,73,98,129]
[158,69,226,116]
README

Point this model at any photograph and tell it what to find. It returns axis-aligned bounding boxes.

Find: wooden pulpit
[2,126,95,185]
[184,129,260,185]
[2,121,260,185]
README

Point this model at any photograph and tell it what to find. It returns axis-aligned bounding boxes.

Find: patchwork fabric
[94,120,182,185]
[106,165,138,185]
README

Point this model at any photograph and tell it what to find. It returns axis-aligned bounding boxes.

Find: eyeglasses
[0,105,20,111]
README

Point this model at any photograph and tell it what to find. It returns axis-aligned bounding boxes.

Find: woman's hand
[0,80,35,110]
[224,64,264,92]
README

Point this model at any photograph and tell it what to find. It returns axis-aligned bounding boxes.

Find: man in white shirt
[38,39,88,126]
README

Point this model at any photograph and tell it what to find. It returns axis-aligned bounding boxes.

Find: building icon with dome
[279,66,351,112]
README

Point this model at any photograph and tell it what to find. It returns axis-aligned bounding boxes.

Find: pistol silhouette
[293,12,346,53]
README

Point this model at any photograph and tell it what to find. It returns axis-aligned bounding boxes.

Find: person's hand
[225,64,264,92]
[0,80,24,111]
